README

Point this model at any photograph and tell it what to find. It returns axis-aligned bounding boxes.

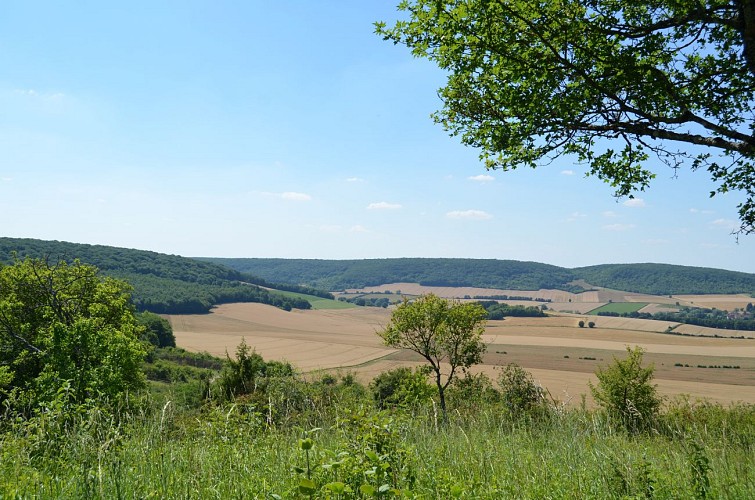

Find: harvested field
[171,303,755,406]
[673,294,754,311]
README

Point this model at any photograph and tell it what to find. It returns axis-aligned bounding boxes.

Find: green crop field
[275,290,357,310]
[588,302,648,315]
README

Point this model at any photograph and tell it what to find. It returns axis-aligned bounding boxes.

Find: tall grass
[2,391,753,498]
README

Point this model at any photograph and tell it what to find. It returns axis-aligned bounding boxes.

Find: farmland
[170,299,755,406]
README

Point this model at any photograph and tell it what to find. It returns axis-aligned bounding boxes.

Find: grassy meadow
[1,368,753,499]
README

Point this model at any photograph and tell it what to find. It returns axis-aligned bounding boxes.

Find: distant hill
[200,258,583,292]
[574,263,755,295]
[203,258,755,296]
[0,238,312,314]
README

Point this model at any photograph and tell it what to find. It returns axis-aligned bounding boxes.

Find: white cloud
[446,209,493,220]
[281,191,312,201]
[350,225,368,233]
[603,223,636,231]
[346,177,364,183]
[623,198,646,208]
[602,210,617,218]
[1,177,12,182]
[319,224,342,233]
[561,170,575,176]
[468,174,494,182]
[367,201,401,210]
[566,211,588,222]
[14,89,65,100]
[690,208,714,214]
[710,218,737,230]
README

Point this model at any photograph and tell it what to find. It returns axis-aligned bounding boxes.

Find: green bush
[590,346,661,432]
[370,367,434,410]
[497,363,547,416]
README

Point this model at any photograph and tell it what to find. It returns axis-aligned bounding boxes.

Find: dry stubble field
[170,302,755,406]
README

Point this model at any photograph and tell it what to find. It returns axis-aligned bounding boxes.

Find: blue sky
[1,1,753,274]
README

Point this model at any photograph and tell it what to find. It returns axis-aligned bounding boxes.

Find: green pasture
[275,290,356,310]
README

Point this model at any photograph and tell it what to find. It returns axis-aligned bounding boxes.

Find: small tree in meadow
[378,294,487,423]
[590,346,661,432]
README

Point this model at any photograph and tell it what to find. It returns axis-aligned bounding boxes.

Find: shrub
[370,367,434,410]
[590,346,661,432]
[497,363,546,416]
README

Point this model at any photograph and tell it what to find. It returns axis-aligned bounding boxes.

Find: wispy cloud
[602,210,617,218]
[1,177,12,182]
[281,191,312,201]
[350,225,368,233]
[319,224,342,233]
[14,88,65,100]
[710,218,737,230]
[561,170,575,176]
[468,174,494,182]
[367,201,401,210]
[623,198,646,208]
[690,208,714,214]
[258,191,312,201]
[603,223,636,231]
[446,209,493,220]
[346,177,364,183]
[566,211,588,222]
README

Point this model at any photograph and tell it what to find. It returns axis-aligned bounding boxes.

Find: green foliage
[207,257,755,296]
[0,371,754,497]
[576,263,755,295]
[689,440,711,499]
[136,311,175,348]
[370,366,434,409]
[377,0,755,234]
[207,257,582,291]
[0,237,312,314]
[590,346,662,432]
[378,294,487,420]
[497,364,546,416]
[216,338,273,400]
[446,372,500,412]
[476,300,546,320]
[0,258,146,412]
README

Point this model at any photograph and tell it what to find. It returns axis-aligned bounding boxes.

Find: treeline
[0,238,312,314]
[597,306,755,332]
[473,294,552,302]
[575,263,755,295]
[476,301,547,320]
[204,257,755,295]
[201,257,583,292]
[338,296,391,308]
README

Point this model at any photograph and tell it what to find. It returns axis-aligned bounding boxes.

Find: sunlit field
[170,301,755,406]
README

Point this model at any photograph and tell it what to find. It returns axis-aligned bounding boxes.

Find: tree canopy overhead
[377,0,755,234]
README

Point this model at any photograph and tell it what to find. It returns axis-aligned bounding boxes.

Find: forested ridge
[0,238,313,314]
[201,257,582,292]
[205,258,755,295]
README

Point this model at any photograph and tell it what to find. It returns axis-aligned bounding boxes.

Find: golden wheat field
[169,302,755,406]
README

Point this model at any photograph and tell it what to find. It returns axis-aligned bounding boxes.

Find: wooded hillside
[205,258,755,295]
[0,238,310,314]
